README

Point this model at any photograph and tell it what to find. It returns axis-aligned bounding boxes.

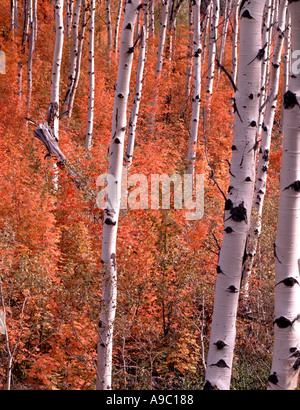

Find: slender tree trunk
[185,0,193,99]
[231,0,240,86]
[33,0,37,41]
[205,0,219,95]
[125,25,146,165]
[85,0,95,150]
[280,8,291,131]
[67,0,87,118]
[27,0,35,107]
[201,0,211,65]
[217,0,232,79]
[113,0,123,54]
[268,0,300,390]
[64,0,81,114]
[150,0,155,37]
[17,61,22,99]
[187,0,201,176]
[204,0,266,390]
[257,0,272,134]
[204,0,219,134]
[240,0,288,306]
[155,0,170,75]
[49,0,64,141]
[22,0,29,46]
[97,0,140,390]
[66,0,74,38]
[106,0,112,63]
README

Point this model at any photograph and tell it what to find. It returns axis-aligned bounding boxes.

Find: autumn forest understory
[0,0,299,390]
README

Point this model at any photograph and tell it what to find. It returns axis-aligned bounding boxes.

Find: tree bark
[106,0,112,63]
[155,0,170,75]
[187,0,202,176]
[204,0,266,390]
[27,0,36,107]
[240,0,288,306]
[231,0,240,86]
[268,0,300,390]
[64,0,81,115]
[97,0,140,390]
[66,0,74,38]
[67,0,87,118]
[125,25,146,165]
[50,0,64,141]
[113,0,123,54]
[85,0,95,150]
[217,0,232,79]
[205,0,219,95]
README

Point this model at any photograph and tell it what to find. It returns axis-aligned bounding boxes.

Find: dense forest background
[0,0,293,390]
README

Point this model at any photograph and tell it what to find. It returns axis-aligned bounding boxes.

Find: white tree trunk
[155,0,170,75]
[268,0,300,390]
[257,0,272,134]
[125,25,146,165]
[106,0,112,63]
[64,0,81,114]
[85,0,95,150]
[231,0,240,86]
[204,0,266,390]
[50,0,64,141]
[217,0,232,79]
[185,0,193,99]
[187,0,201,176]
[67,0,87,117]
[66,0,74,38]
[280,8,291,131]
[113,0,123,53]
[205,0,219,95]
[97,0,140,390]
[150,0,155,37]
[26,0,34,107]
[240,0,288,305]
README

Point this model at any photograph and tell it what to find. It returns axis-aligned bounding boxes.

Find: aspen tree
[49,0,64,141]
[280,8,291,130]
[217,0,232,79]
[240,0,288,305]
[97,0,140,390]
[185,0,193,99]
[187,0,201,177]
[155,0,170,75]
[85,0,95,150]
[231,0,240,86]
[27,0,34,107]
[125,25,146,165]
[257,0,272,134]
[68,0,87,117]
[66,0,74,38]
[204,0,219,134]
[201,0,211,65]
[33,0,37,41]
[106,0,112,63]
[22,0,29,45]
[205,0,219,95]
[64,0,81,115]
[204,0,266,390]
[11,0,15,35]
[268,0,300,390]
[113,0,123,53]
[150,0,155,37]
